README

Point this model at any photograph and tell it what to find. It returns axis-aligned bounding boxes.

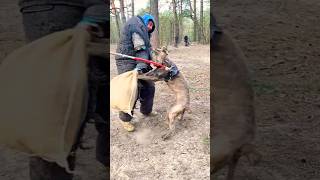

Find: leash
[110,52,166,69]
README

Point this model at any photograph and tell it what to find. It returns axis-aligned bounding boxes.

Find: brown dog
[212,31,261,179]
[138,47,190,140]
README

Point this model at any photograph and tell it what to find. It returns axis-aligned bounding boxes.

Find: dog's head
[154,46,169,63]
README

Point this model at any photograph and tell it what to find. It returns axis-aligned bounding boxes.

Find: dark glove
[135,63,149,74]
[134,49,152,74]
[79,5,108,38]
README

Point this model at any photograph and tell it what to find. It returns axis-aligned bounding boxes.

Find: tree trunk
[193,0,197,42]
[171,21,174,44]
[149,0,152,12]
[200,0,204,43]
[111,0,121,39]
[131,0,134,16]
[125,0,130,18]
[119,0,126,24]
[172,0,179,47]
[150,0,160,48]
[188,0,198,42]
[179,0,183,43]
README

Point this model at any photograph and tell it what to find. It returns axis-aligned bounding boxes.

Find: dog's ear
[161,46,169,55]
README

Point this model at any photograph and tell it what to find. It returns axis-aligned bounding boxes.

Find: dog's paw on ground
[161,130,175,140]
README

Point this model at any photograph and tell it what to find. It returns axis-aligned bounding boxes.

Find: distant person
[115,13,156,132]
[184,35,190,46]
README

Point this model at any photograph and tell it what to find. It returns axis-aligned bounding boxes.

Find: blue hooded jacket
[115,14,155,74]
[141,13,155,33]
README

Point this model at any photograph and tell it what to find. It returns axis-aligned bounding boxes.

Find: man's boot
[121,121,135,132]
[119,111,135,132]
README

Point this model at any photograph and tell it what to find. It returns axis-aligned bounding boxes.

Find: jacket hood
[141,13,155,33]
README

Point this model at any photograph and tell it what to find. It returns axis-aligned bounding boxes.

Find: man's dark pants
[21,4,108,179]
[115,59,155,122]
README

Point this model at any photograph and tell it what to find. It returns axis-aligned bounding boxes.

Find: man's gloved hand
[77,17,105,38]
[135,63,149,74]
[77,5,108,38]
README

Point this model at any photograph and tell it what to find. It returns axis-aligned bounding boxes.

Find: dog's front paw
[161,132,171,140]
[161,130,174,140]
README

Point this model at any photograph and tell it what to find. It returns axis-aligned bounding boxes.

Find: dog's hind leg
[179,109,186,121]
[226,152,241,180]
[168,112,177,130]
[161,112,178,140]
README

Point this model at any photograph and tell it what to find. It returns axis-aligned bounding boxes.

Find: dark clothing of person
[212,16,222,48]
[115,16,153,70]
[184,35,189,46]
[115,15,155,122]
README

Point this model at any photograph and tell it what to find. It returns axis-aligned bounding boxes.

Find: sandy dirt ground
[214,0,320,179]
[110,44,210,179]
[0,1,105,179]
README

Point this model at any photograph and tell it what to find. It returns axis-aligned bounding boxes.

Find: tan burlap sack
[110,70,138,116]
[0,28,90,171]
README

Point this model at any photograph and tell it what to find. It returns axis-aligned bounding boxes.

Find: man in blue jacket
[115,13,156,132]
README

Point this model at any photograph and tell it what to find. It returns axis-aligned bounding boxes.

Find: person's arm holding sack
[133,14,156,74]
[74,1,109,168]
